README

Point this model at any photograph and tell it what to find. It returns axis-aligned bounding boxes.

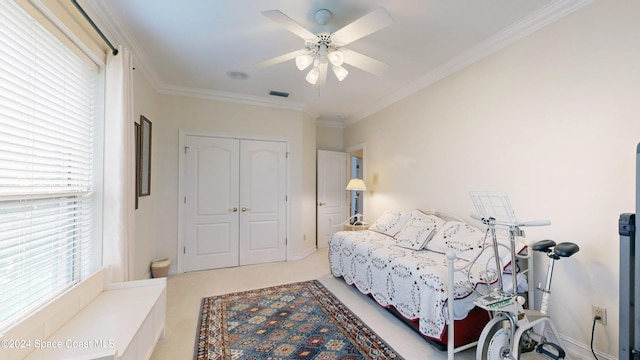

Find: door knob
[318,202,326,206]
[230,207,238,212]
[241,207,249,212]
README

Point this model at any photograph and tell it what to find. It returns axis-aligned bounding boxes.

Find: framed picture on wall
[139,115,152,196]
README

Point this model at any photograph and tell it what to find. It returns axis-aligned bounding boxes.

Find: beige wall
[146,95,317,273]
[129,75,317,279]
[316,125,344,151]
[301,113,318,252]
[345,1,640,357]
[131,69,158,279]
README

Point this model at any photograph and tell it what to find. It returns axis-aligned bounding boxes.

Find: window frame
[0,0,105,333]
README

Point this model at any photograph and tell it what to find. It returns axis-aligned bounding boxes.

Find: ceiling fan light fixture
[332,65,348,81]
[328,50,344,66]
[306,66,320,84]
[295,53,314,70]
[259,7,394,87]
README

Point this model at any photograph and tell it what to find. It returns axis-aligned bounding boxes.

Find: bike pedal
[520,341,537,353]
[535,342,565,360]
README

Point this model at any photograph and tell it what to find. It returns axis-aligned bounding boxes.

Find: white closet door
[239,140,287,265]
[183,136,240,271]
[316,150,348,248]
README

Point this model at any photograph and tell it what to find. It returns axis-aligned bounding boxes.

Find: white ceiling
[87,0,589,126]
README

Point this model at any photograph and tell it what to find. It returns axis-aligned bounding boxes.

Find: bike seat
[532,239,556,253]
[553,242,579,258]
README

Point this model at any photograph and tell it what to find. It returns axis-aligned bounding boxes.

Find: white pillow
[426,221,486,254]
[426,221,525,269]
[369,210,410,237]
[394,210,446,250]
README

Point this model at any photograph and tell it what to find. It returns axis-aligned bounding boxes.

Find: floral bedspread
[328,230,494,339]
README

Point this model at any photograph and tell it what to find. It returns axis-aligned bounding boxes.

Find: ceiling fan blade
[255,49,307,68]
[342,49,389,76]
[262,10,316,40]
[331,7,393,46]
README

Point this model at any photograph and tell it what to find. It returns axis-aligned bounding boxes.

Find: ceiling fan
[256,7,394,87]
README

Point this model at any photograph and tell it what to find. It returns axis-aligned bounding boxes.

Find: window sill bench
[1,268,166,360]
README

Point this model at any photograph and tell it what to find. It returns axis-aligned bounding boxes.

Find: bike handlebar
[470,214,550,227]
[519,220,551,227]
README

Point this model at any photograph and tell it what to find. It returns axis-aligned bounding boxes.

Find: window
[0,0,102,332]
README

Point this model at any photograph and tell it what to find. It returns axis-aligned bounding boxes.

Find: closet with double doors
[181,135,287,272]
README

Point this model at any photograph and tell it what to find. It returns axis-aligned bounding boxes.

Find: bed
[328,209,531,359]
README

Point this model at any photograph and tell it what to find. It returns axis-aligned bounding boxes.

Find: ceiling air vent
[269,90,289,98]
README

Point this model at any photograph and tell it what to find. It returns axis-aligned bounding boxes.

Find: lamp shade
[305,66,320,84]
[345,178,367,191]
[295,53,314,70]
[332,65,348,81]
[328,50,344,66]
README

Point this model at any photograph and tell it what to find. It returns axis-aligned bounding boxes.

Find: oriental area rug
[194,280,403,360]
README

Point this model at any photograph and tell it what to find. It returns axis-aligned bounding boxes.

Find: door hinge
[184,146,189,154]
[285,195,288,202]
[183,246,186,254]
[184,196,186,204]
[286,152,290,159]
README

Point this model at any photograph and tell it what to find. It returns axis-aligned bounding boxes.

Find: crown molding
[316,120,344,129]
[80,0,163,91]
[158,84,319,118]
[84,0,591,129]
[79,1,321,121]
[344,0,594,127]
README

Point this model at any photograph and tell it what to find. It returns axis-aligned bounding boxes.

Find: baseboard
[288,247,317,261]
[168,265,177,275]
[561,334,616,360]
[164,248,317,275]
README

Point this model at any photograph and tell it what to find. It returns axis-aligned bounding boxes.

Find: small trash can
[151,257,170,278]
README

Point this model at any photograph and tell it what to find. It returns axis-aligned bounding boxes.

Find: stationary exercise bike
[473,216,579,360]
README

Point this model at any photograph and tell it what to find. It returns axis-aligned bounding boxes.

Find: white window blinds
[0,0,100,332]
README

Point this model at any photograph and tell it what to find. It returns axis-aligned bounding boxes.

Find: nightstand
[343,223,370,231]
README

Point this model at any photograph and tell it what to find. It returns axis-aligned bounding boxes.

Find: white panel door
[239,140,287,265]
[317,150,347,248]
[183,136,240,271]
